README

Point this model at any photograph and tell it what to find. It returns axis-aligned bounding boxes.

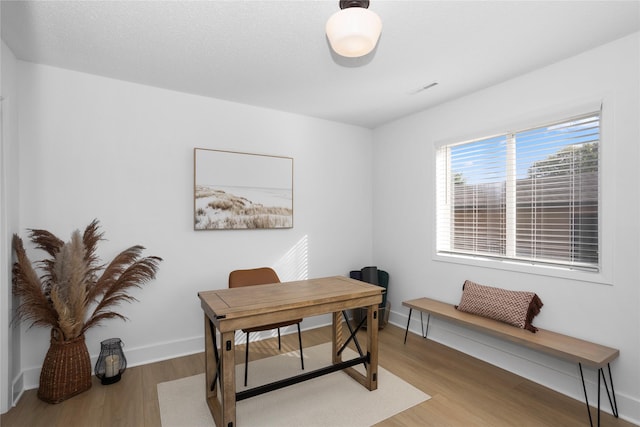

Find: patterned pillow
[455,280,543,332]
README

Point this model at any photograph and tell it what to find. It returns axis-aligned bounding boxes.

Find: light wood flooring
[1,324,635,427]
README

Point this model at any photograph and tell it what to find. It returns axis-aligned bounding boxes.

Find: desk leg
[204,315,217,398]
[366,303,379,391]
[220,331,236,427]
[204,316,222,427]
[204,318,236,427]
[332,311,343,365]
[338,306,379,391]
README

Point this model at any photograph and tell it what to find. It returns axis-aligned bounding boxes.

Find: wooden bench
[402,297,620,427]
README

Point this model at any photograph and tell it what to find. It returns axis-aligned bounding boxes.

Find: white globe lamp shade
[326,7,382,58]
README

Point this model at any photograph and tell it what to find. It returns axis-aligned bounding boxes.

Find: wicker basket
[37,333,92,404]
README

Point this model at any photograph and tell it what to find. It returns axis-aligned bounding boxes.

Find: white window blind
[436,111,600,271]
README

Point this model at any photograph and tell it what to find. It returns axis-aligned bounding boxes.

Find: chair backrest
[228,267,281,288]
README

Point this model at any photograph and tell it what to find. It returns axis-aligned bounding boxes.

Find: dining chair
[228,267,304,386]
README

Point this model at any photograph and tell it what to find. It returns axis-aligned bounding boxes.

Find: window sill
[433,252,613,286]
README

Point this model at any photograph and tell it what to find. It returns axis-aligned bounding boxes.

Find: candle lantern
[95,338,127,385]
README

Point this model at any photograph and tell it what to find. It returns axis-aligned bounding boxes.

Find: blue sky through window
[450,115,599,185]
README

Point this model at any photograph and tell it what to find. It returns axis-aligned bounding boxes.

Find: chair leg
[244,332,249,387]
[297,323,304,370]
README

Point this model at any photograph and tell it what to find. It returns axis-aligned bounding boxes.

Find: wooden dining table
[198,275,384,427]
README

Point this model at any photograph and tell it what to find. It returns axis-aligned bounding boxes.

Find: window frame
[432,104,612,285]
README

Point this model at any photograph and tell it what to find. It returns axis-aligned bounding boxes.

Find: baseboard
[114,318,331,368]
[17,314,333,393]
[11,372,23,407]
[19,334,207,391]
[389,308,640,426]
[20,310,639,423]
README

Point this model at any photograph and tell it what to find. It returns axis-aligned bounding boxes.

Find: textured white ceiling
[2,1,639,128]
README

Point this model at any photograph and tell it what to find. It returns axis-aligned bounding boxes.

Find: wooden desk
[199,276,384,427]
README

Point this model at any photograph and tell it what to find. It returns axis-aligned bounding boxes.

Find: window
[436,111,600,271]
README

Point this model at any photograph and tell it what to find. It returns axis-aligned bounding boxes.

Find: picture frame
[194,148,293,230]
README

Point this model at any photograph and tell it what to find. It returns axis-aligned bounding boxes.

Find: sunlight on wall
[274,234,309,282]
[234,235,309,344]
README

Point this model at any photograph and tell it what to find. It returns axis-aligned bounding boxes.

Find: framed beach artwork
[194,148,293,230]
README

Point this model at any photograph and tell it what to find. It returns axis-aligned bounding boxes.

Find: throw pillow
[455,280,543,332]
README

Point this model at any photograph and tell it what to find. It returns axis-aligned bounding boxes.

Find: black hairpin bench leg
[404,309,431,344]
[602,364,619,418]
[579,362,619,427]
[423,312,430,338]
[404,308,412,344]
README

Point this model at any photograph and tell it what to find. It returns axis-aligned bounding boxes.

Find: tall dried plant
[12,219,162,342]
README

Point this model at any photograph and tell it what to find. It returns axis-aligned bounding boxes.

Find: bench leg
[423,312,431,338]
[404,308,412,344]
[579,362,619,427]
[601,363,619,418]
[404,309,432,344]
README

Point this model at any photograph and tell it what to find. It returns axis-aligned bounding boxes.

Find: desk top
[199,276,383,331]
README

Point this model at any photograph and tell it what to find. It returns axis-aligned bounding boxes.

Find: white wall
[13,62,374,394]
[1,39,21,413]
[373,32,640,424]
[6,22,639,425]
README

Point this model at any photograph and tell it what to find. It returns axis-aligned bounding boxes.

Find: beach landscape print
[194,149,293,230]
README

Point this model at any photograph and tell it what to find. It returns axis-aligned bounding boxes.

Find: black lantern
[95,338,127,385]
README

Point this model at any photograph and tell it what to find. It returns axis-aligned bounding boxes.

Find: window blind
[436,111,600,271]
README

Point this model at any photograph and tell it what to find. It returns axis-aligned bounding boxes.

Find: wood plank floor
[1,323,635,426]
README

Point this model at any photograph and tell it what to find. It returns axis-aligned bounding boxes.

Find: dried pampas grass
[12,219,162,342]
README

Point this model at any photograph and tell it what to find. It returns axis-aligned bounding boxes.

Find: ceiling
[2,1,639,129]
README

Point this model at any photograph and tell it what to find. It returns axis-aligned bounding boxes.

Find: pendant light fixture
[326,0,382,58]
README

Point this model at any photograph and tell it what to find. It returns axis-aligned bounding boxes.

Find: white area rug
[157,342,430,426]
